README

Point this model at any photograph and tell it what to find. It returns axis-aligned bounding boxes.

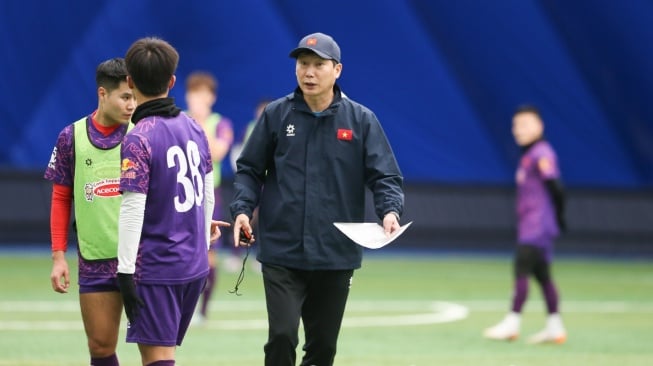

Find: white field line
[3,300,652,313]
[1,299,652,331]
[1,300,466,331]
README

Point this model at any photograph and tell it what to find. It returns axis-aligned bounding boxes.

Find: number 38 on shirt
[167,140,204,213]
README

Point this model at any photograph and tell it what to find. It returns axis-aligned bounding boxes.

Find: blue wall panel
[1,0,651,187]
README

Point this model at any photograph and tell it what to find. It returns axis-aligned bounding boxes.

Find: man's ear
[169,75,176,90]
[127,75,135,89]
[98,86,106,99]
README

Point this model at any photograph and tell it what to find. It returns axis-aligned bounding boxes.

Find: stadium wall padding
[2,171,652,257]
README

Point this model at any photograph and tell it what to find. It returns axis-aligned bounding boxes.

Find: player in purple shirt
[484,105,567,344]
[116,37,228,366]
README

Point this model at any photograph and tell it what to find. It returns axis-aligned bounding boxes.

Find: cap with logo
[289,32,341,63]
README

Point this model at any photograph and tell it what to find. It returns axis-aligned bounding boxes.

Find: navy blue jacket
[230,85,404,270]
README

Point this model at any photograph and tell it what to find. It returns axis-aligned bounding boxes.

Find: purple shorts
[517,236,555,262]
[77,257,119,294]
[126,276,207,346]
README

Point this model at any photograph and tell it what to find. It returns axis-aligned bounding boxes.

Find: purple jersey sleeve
[120,130,151,195]
[533,143,560,181]
[44,125,74,186]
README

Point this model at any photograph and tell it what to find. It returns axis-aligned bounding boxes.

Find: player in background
[484,105,567,344]
[45,57,136,366]
[230,32,404,366]
[184,71,234,324]
[117,37,229,366]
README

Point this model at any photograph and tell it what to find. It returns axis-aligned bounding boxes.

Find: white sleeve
[204,172,215,250]
[117,191,147,274]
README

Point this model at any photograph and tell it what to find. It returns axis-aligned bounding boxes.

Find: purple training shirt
[120,111,213,284]
[515,140,561,248]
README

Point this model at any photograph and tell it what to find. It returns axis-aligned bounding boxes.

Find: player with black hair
[117,37,228,366]
[484,105,567,344]
[45,57,136,366]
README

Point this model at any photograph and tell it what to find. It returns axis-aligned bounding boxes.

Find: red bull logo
[121,158,136,171]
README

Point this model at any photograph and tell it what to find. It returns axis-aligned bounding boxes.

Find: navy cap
[289,32,341,63]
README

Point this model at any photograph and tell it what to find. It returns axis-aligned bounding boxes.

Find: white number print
[167,141,204,213]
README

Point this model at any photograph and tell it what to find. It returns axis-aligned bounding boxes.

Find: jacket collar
[291,84,343,115]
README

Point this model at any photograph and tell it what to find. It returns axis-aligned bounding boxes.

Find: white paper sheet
[333,221,413,249]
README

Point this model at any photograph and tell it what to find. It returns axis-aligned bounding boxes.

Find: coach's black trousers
[262,263,354,366]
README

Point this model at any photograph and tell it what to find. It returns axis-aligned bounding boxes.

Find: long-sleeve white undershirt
[117,172,215,274]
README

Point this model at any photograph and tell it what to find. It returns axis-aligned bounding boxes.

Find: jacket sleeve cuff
[232,209,252,221]
[385,211,400,221]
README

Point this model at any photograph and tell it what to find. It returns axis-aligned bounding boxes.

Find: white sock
[547,313,565,334]
[505,312,521,328]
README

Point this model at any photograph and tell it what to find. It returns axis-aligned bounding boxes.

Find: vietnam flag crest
[337,129,353,141]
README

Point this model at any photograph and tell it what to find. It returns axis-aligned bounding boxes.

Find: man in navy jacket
[230,32,404,366]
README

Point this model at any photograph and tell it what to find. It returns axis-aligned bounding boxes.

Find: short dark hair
[125,37,179,97]
[186,71,218,95]
[96,58,128,92]
[514,104,542,119]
